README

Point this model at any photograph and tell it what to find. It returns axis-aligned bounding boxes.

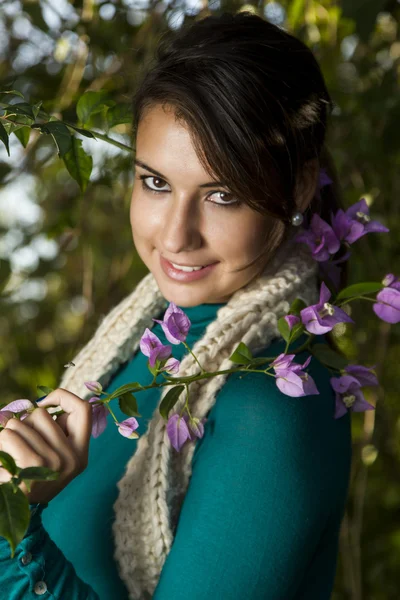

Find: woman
[0,12,351,599]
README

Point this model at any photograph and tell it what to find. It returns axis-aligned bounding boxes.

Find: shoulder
[211,335,348,431]
[193,334,352,500]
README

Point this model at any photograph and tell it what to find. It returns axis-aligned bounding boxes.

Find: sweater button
[34,581,48,595]
[20,552,32,565]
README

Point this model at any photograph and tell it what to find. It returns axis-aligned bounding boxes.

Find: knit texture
[58,236,319,599]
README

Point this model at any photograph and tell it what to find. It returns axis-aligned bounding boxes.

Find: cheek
[130,193,163,247]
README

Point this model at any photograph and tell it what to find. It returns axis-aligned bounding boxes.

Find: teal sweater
[0,301,351,599]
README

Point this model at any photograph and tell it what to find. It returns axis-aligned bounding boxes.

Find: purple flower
[294,213,340,262]
[344,364,379,387]
[89,397,108,438]
[116,417,139,439]
[300,281,354,335]
[284,315,300,331]
[166,413,192,451]
[382,273,400,292]
[160,357,181,374]
[372,287,400,324]
[84,381,103,395]
[0,399,34,413]
[140,328,172,367]
[271,353,319,397]
[187,416,207,439]
[330,374,374,419]
[153,302,191,344]
[331,198,389,245]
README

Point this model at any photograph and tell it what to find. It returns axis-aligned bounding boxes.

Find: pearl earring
[291,210,304,227]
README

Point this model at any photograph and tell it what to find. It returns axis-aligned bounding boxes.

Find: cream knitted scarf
[58,236,319,599]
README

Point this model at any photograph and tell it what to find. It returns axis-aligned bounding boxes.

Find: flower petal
[344,365,379,387]
[1,399,34,413]
[91,404,108,438]
[275,370,306,397]
[117,417,139,439]
[84,381,103,394]
[166,413,191,451]
[140,328,164,358]
[373,288,400,324]
[334,396,348,419]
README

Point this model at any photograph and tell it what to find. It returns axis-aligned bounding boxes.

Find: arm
[0,503,100,600]
[153,351,352,599]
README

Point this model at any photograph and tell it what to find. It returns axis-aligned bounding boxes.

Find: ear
[294,158,319,213]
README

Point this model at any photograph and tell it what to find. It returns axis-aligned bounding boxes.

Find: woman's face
[130,104,284,306]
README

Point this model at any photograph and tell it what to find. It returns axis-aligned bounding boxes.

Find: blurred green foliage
[0,1,399,598]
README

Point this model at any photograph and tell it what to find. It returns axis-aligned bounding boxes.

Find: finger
[0,429,48,498]
[0,428,43,471]
[35,388,92,460]
[22,409,77,473]
[54,412,69,435]
[5,415,63,472]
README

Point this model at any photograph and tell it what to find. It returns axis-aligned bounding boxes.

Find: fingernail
[36,396,48,404]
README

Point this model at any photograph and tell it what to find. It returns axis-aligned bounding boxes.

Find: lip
[160,255,218,282]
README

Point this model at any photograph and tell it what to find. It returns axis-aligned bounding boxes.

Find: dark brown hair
[131,11,348,290]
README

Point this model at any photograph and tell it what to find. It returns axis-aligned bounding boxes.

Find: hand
[0,388,92,504]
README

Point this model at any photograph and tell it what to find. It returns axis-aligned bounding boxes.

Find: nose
[161,195,203,254]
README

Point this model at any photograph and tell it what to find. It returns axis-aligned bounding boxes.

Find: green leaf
[63,122,96,139]
[0,258,11,293]
[106,382,142,402]
[32,101,42,120]
[62,137,92,192]
[0,120,10,156]
[2,114,32,130]
[0,483,30,558]
[40,121,73,158]
[18,466,60,481]
[0,89,25,100]
[277,316,290,343]
[336,282,384,301]
[118,392,141,417]
[288,298,307,316]
[229,342,253,364]
[13,126,30,148]
[106,104,132,129]
[76,91,114,125]
[148,359,161,377]
[2,102,35,119]
[37,385,54,397]
[0,451,18,476]
[162,374,200,383]
[289,322,306,344]
[159,385,185,420]
[311,343,349,370]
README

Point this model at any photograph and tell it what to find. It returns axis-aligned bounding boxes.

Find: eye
[140,175,170,192]
[208,191,239,207]
[138,174,240,208]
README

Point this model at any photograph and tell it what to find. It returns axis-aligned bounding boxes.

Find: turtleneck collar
[166,300,227,330]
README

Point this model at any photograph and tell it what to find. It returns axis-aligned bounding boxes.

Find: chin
[158,284,214,307]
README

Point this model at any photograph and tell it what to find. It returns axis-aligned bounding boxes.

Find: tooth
[171,263,204,272]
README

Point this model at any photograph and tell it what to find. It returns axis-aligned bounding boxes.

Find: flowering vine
[0,190,398,556]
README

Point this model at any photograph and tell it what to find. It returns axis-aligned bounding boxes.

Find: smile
[160,256,218,282]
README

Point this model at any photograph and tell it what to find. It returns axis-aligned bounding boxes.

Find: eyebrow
[134,159,226,188]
